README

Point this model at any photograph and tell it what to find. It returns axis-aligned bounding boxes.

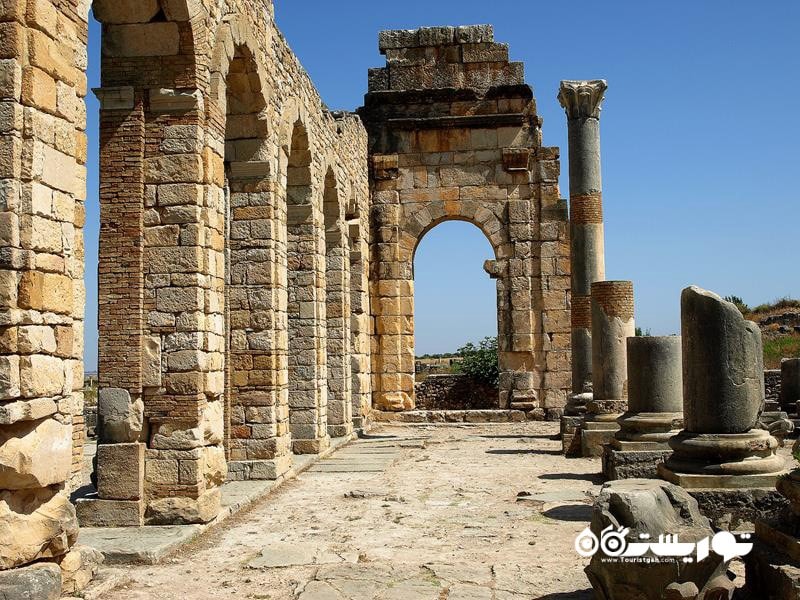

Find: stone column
[603,336,683,480]
[558,80,608,415]
[781,358,800,414]
[659,286,786,528]
[581,281,634,457]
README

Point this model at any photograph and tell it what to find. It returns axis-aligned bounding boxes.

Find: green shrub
[724,295,750,315]
[455,336,499,387]
[763,335,800,369]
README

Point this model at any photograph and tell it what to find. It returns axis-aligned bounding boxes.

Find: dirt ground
[96,423,614,599]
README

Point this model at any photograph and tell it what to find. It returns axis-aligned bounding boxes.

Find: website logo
[575,527,753,563]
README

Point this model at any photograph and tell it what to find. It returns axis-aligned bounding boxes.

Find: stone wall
[360,25,571,414]
[414,374,498,410]
[765,369,781,405]
[0,0,373,584]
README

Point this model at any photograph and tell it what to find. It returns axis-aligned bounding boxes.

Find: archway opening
[220,44,270,462]
[284,121,328,454]
[413,221,500,410]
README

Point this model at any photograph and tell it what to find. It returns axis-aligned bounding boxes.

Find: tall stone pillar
[660,286,786,528]
[581,281,634,457]
[558,80,608,414]
[603,336,683,480]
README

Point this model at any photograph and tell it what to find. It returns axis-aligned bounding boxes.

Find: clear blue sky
[83,1,800,369]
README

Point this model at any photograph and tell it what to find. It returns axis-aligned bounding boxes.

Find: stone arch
[282,115,330,454]
[402,212,508,266]
[209,16,271,128]
[374,202,515,411]
[92,0,203,83]
[202,19,292,480]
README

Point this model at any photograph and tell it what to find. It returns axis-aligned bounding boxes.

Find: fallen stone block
[0,562,61,600]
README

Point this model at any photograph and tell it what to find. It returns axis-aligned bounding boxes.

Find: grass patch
[764,335,800,369]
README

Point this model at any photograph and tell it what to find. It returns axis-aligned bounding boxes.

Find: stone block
[145,487,221,525]
[104,23,180,57]
[56,545,103,596]
[0,562,61,600]
[227,454,293,481]
[19,354,66,398]
[0,354,20,399]
[202,445,227,488]
[462,43,509,64]
[0,488,78,569]
[92,0,159,23]
[96,443,145,501]
[98,388,144,444]
[0,58,22,101]
[0,417,71,489]
[0,397,56,424]
[581,420,619,458]
[75,497,144,528]
[602,446,672,481]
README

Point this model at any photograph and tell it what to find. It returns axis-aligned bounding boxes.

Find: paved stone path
[97,423,601,599]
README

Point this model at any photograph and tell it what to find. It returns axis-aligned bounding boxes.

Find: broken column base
[602,441,672,480]
[228,455,293,481]
[560,415,583,457]
[76,497,145,527]
[745,527,800,600]
[581,419,619,458]
[659,465,788,529]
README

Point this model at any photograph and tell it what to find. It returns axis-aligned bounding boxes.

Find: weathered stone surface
[202,445,227,488]
[75,497,144,528]
[681,286,763,434]
[145,488,221,525]
[0,417,71,489]
[0,397,57,425]
[0,488,78,569]
[97,388,144,444]
[0,562,61,600]
[96,443,144,501]
[56,545,103,596]
[585,479,727,600]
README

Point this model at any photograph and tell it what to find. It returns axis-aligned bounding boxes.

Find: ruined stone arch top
[401,211,506,265]
[208,13,272,113]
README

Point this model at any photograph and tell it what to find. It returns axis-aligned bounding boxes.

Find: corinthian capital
[558,80,608,119]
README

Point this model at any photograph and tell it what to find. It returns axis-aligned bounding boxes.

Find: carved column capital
[558,80,608,119]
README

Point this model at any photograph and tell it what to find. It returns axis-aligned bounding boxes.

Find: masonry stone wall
[414,373,498,410]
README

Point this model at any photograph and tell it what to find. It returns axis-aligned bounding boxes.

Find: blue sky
[83,1,800,368]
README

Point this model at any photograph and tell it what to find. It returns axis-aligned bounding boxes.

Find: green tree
[455,336,499,387]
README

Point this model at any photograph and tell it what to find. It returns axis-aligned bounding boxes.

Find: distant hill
[732,297,800,369]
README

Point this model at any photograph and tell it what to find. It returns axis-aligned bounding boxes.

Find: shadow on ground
[486,448,563,456]
[539,472,605,484]
[479,434,558,440]
[542,504,593,522]
[535,591,594,600]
